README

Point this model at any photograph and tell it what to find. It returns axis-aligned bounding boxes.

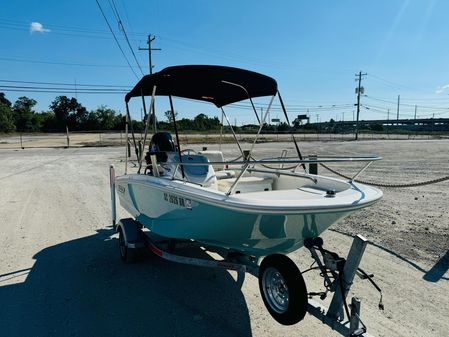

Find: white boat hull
[116,174,381,257]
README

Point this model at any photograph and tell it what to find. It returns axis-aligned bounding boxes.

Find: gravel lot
[0,139,448,337]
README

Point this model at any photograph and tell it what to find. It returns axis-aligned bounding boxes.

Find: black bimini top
[125,65,278,107]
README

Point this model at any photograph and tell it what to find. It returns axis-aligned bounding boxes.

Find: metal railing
[146,155,381,195]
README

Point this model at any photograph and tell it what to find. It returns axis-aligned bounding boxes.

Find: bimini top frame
[125,65,278,107]
[124,65,310,176]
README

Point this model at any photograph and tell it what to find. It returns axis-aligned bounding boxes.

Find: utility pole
[396,95,400,123]
[387,109,390,120]
[414,105,417,120]
[139,34,161,74]
[139,34,161,133]
[354,71,367,140]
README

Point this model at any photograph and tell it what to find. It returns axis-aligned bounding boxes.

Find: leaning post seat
[166,153,217,187]
[198,150,236,179]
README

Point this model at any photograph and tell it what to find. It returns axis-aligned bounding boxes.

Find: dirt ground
[0,139,448,337]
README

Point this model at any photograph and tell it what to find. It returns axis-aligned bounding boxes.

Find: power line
[95,0,139,79]
[107,0,144,75]
[0,23,140,42]
[0,79,131,88]
[0,17,136,35]
[365,95,449,110]
[367,73,427,93]
[108,0,121,22]
[362,104,449,118]
[0,85,126,92]
[0,56,137,68]
[0,88,126,94]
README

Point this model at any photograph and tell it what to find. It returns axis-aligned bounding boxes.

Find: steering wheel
[180,149,197,155]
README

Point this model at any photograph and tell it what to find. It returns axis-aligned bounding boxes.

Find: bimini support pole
[277,91,306,172]
[219,108,224,152]
[124,111,129,175]
[169,95,185,179]
[138,86,157,173]
[221,80,261,123]
[221,107,244,158]
[125,102,139,161]
[246,94,275,159]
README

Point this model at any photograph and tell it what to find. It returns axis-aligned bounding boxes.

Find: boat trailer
[110,165,380,336]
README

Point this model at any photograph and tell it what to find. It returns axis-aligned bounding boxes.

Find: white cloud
[30,22,50,34]
[435,84,449,94]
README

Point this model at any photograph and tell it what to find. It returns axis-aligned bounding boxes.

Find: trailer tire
[118,227,136,263]
[259,254,308,325]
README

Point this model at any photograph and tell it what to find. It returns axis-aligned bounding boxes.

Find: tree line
[0,93,222,133]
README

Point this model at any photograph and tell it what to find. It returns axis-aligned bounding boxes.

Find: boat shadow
[0,228,252,337]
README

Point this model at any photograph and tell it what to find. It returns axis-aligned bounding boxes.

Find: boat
[115,65,382,257]
[112,65,383,326]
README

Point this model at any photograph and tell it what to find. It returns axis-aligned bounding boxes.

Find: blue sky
[1,0,449,124]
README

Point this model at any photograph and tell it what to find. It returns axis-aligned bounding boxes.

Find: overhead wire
[107,0,144,75]
[0,85,125,92]
[0,56,136,68]
[0,79,131,88]
[364,95,449,110]
[0,89,126,94]
[94,0,139,79]
[0,84,127,95]
[367,73,424,92]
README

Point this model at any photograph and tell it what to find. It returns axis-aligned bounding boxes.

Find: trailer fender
[116,218,145,249]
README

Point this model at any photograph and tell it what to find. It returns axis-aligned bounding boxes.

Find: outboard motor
[145,132,176,164]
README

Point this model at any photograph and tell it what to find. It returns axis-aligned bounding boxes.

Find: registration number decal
[164,193,192,210]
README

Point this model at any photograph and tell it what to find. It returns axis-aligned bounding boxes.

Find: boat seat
[217,176,273,194]
[196,150,237,180]
[198,150,225,171]
[166,153,217,187]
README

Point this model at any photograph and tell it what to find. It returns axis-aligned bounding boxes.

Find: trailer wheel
[118,227,135,263]
[259,254,308,325]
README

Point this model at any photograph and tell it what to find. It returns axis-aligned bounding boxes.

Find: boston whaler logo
[164,192,192,210]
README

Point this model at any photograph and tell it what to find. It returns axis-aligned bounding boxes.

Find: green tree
[95,105,116,130]
[0,92,12,107]
[112,113,125,130]
[49,96,86,130]
[164,110,178,123]
[37,111,58,131]
[85,110,101,130]
[277,122,290,132]
[0,92,15,132]
[0,102,15,132]
[193,113,207,130]
[13,96,37,131]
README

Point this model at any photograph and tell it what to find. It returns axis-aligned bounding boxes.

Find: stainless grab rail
[145,155,381,194]
[165,156,382,166]
[247,167,318,184]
